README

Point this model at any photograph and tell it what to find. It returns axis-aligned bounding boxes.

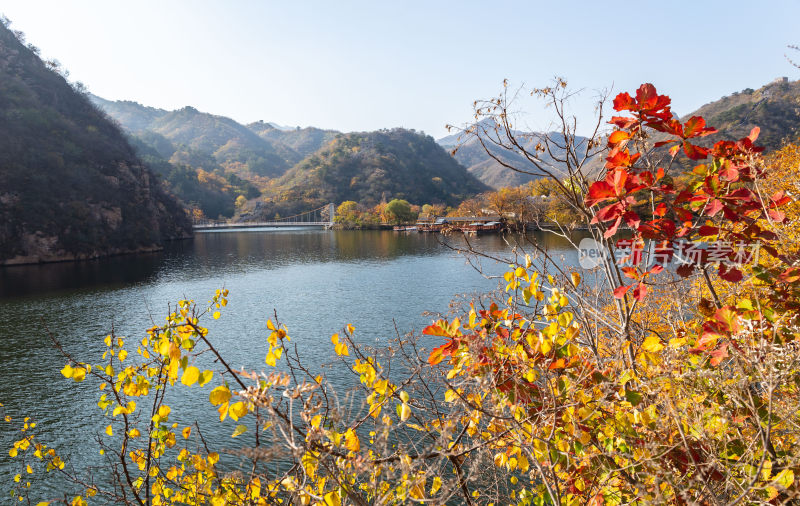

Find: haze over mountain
[437,122,592,189]
[90,95,297,178]
[0,22,191,265]
[248,121,339,158]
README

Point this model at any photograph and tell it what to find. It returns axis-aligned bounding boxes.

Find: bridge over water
[193,203,335,231]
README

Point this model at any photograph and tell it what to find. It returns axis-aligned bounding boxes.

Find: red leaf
[649,265,664,274]
[698,225,718,236]
[676,264,695,277]
[623,211,641,229]
[709,343,729,366]
[609,116,637,129]
[632,283,648,301]
[654,203,668,217]
[586,181,616,205]
[683,116,717,138]
[621,266,639,280]
[427,345,445,365]
[422,324,450,337]
[706,199,723,216]
[748,126,760,143]
[714,307,741,333]
[683,142,710,160]
[771,190,791,207]
[722,169,740,183]
[608,130,630,145]
[636,83,658,109]
[613,92,636,111]
[596,202,624,222]
[768,209,786,222]
[649,119,682,136]
[603,216,622,238]
[548,358,566,370]
[718,264,743,282]
[613,284,631,298]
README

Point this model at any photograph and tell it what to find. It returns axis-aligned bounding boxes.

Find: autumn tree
[7,83,800,505]
[384,199,416,224]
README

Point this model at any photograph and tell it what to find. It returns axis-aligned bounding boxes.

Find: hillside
[248,121,340,158]
[91,97,299,178]
[681,77,800,152]
[438,124,592,188]
[128,135,260,219]
[0,23,191,265]
[253,129,489,218]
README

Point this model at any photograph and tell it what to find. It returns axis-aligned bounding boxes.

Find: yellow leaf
[209,385,231,406]
[344,428,360,452]
[518,454,530,472]
[26,465,32,474]
[71,367,86,382]
[105,425,113,436]
[181,366,200,386]
[118,349,128,362]
[398,403,411,422]
[229,401,248,421]
[198,370,213,386]
[60,364,74,379]
[207,452,220,465]
[212,311,221,319]
[775,468,794,489]
[231,424,248,437]
[641,335,664,353]
[324,491,341,506]
[571,272,581,287]
[267,319,276,331]
[669,337,687,348]
[430,476,442,495]
[182,426,192,439]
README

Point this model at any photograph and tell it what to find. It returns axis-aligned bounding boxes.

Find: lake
[0,228,580,497]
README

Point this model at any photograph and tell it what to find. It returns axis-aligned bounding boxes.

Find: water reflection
[0,229,582,497]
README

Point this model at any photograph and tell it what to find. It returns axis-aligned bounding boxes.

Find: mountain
[680,77,800,152]
[248,121,339,158]
[127,135,260,219]
[253,128,489,218]
[438,123,592,188]
[91,97,299,178]
[0,23,191,265]
[89,94,168,132]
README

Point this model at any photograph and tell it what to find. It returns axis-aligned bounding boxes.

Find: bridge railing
[192,203,336,229]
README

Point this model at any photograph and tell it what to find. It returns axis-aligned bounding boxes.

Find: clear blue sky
[2,0,798,138]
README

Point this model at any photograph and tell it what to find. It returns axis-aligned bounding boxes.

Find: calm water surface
[0,229,579,496]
